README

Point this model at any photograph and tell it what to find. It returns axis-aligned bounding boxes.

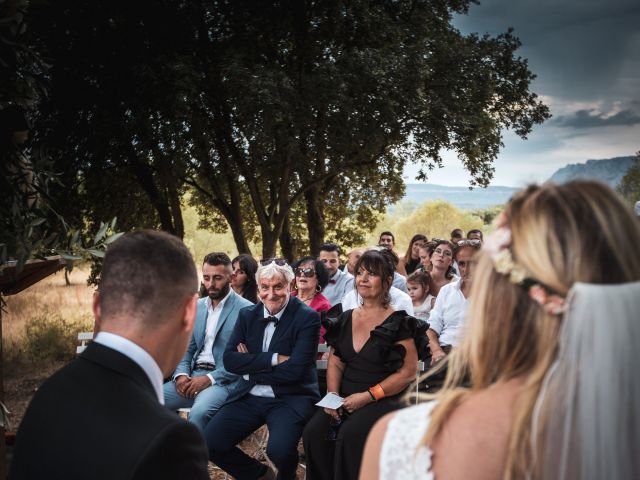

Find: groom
[205,260,320,480]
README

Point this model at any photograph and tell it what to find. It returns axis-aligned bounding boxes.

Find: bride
[360,180,640,480]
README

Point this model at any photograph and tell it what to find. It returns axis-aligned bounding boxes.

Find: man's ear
[181,293,198,333]
[92,291,101,336]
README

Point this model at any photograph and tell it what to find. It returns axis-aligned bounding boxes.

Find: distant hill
[548,156,636,188]
[396,184,517,211]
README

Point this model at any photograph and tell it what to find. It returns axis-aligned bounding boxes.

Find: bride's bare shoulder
[431,378,525,479]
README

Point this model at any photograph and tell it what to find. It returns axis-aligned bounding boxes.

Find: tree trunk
[261,229,279,261]
[279,214,297,263]
[305,186,326,256]
[167,187,185,239]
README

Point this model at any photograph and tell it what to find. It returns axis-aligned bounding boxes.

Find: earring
[316,285,321,293]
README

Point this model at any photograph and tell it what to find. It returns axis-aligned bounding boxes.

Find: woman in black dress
[302,249,428,480]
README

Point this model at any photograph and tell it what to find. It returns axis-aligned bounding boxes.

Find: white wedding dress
[379,401,438,479]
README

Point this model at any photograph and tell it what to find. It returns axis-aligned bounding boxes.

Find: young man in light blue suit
[163,252,253,430]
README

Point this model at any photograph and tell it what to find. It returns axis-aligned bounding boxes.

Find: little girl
[406,270,435,323]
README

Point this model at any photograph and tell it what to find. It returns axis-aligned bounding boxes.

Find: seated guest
[231,253,259,303]
[377,231,395,251]
[466,229,483,242]
[344,247,364,275]
[10,231,209,479]
[319,242,354,306]
[429,239,457,297]
[450,228,464,245]
[427,240,480,365]
[417,242,435,272]
[342,247,414,314]
[163,252,252,430]
[397,234,427,276]
[406,270,435,323]
[361,181,640,480]
[292,256,331,314]
[205,260,320,480]
[303,250,427,480]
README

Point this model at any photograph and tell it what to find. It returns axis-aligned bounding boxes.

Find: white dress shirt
[322,269,355,306]
[248,297,289,398]
[94,331,165,404]
[341,286,415,315]
[428,277,468,347]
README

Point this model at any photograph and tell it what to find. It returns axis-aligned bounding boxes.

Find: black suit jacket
[9,342,209,480]
[223,296,321,419]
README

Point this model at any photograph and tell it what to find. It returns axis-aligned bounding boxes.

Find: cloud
[552,107,640,128]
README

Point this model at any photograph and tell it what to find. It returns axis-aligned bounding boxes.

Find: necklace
[298,292,316,303]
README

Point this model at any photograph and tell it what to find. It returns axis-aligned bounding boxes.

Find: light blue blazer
[174,291,252,392]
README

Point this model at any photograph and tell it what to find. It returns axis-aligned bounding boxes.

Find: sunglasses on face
[295,267,316,278]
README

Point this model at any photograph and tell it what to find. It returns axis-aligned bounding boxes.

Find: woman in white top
[360,181,640,480]
[428,240,457,297]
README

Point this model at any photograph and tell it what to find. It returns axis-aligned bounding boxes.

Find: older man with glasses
[204,259,321,480]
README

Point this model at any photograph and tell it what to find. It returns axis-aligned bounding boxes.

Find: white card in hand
[316,392,344,409]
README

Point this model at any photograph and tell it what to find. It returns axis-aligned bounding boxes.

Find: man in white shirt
[427,240,480,364]
[318,242,354,306]
[163,252,252,430]
[205,260,320,480]
[10,230,209,479]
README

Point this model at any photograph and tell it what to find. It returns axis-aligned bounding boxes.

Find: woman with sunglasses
[231,254,259,303]
[429,239,457,297]
[291,256,332,313]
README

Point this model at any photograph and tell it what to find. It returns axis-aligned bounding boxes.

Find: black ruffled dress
[302,309,428,480]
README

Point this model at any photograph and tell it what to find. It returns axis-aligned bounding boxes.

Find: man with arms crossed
[164,252,252,430]
[205,260,320,480]
[10,231,209,480]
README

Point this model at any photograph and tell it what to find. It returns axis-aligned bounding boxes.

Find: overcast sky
[404,0,640,187]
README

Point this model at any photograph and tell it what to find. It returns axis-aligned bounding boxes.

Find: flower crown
[484,214,566,315]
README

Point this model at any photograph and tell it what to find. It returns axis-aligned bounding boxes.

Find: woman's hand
[323,408,341,420]
[430,347,446,365]
[342,392,372,414]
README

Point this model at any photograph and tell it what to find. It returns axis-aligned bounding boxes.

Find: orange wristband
[368,383,385,401]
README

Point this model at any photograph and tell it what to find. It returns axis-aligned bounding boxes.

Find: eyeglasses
[456,239,481,247]
[260,258,287,266]
[295,267,316,278]
[433,248,453,257]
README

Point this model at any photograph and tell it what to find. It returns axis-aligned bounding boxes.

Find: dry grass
[3,267,94,345]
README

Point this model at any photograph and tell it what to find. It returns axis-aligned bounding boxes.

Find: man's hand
[237,342,249,353]
[175,376,191,397]
[342,392,372,414]
[277,354,290,364]
[184,375,212,398]
[430,348,446,366]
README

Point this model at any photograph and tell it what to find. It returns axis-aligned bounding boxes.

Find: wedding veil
[532,281,640,479]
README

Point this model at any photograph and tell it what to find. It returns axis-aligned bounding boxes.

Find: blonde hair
[419,181,640,479]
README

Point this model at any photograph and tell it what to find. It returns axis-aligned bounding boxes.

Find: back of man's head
[99,230,197,326]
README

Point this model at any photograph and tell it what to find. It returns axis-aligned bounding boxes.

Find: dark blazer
[223,296,321,418]
[9,342,209,480]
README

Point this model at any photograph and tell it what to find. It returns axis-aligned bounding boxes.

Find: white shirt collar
[93,331,165,405]
[205,288,233,311]
[263,295,290,319]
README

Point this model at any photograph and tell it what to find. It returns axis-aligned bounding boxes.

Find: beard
[208,282,231,300]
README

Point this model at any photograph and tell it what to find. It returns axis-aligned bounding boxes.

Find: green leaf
[104,232,124,245]
[58,252,83,262]
[87,249,105,258]
[29,217,47,227]
[93,223,109,245]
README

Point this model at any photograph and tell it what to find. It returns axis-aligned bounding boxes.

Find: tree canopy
[25,0,550,259]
